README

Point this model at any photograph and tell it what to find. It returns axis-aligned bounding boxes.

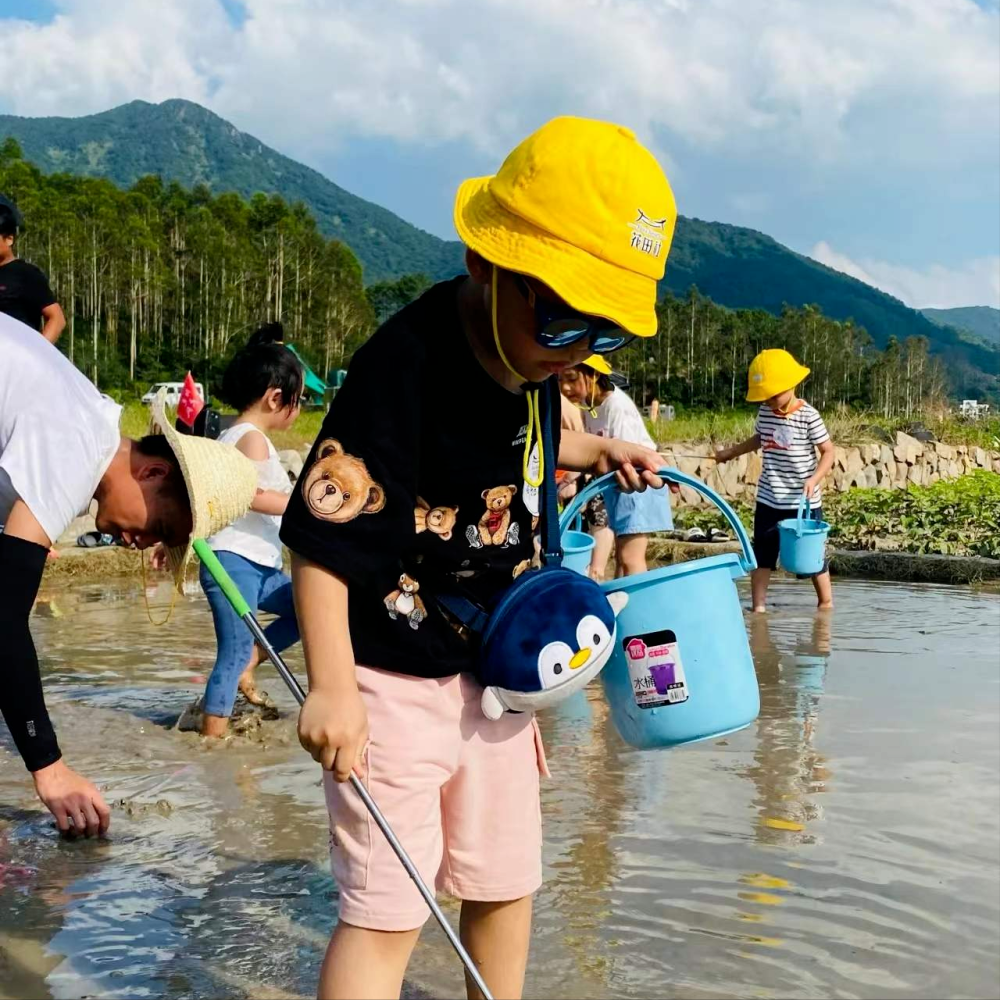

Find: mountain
[659,218,999,398]
[0,99,462,282]
[2,99,997,396]
[921,306,1000,348]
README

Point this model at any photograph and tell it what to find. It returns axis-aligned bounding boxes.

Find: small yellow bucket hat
[746,349,811,402]
[582,355,612,375]
[454,116,676,338]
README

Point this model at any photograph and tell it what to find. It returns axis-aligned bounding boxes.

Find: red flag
[176,371,205,428]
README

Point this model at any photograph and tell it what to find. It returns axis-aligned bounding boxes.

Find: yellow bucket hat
[582,355,612,375]
[454,116,676,338]
[746,349,811,403]
[149,390,259,591]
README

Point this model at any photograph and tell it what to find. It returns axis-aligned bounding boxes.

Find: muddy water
[2,578,998,999]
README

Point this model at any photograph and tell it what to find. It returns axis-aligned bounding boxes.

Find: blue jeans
[199,550,300,717]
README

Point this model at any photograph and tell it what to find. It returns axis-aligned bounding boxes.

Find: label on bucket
[623,630,689,709]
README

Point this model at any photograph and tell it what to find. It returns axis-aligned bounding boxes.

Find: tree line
[1,137,372,392]
[616,291,947,418]
[2,137,946,418]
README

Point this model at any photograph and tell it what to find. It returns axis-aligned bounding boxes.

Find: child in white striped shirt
[715,349,835,613]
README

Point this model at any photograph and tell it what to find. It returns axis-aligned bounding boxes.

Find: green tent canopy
[285,344,328,404]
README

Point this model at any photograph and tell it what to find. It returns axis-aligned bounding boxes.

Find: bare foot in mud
[237,647,272,707]
[201,713,230,738]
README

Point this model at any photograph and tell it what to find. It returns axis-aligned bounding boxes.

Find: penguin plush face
[478,568,628,720]
[536,613,614,690]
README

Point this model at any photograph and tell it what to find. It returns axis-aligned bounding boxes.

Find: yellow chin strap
[570,374,600,418]
[491,269,544,489]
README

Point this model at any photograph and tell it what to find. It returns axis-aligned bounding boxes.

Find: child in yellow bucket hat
[715,349,836,612]
[560,356,674,579]
[279,116,676,999]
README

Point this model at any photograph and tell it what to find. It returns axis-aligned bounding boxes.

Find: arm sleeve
[808,410,831,446]
[0,533,62,772]
[279,324,422,587]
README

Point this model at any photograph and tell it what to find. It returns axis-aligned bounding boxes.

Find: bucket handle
[559,468,757,573]
[796,494,813,537]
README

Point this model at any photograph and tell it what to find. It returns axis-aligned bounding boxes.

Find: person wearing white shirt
[0,311,253,838]
[560,358,672,577]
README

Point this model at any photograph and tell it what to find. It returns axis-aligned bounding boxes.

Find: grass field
[122,397,1000,454]
[651,409,1000,449]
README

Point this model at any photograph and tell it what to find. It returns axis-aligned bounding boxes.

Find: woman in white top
[560,357,672,578]
[197,326,303,736]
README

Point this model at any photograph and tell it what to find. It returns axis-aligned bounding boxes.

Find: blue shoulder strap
[539,377,563,566]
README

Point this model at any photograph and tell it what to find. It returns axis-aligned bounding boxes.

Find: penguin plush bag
[477,568,627,719]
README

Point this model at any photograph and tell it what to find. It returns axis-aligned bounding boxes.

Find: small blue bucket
[562,529,596,576]
[559,470,760,749]
[777,496,831,576]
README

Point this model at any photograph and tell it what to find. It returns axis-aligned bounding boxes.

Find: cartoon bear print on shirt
[466,484,518,549]
[384,573,427,630]
[414,497,459,541]
[301,438,385,523]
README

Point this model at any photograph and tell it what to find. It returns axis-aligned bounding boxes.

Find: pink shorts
[324,666,549,931]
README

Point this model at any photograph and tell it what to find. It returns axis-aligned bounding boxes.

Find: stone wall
[659,432,1000,506]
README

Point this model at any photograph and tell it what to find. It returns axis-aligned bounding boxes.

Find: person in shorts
[715,349,835,612]
[279,116,677,999]
[560,357,673,577]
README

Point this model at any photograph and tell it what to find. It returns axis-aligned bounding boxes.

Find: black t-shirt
[280,277,560,678]
[0,258,56,331]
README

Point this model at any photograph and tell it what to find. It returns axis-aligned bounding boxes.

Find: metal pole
[192,541,492,999]
[243,616,493,1000]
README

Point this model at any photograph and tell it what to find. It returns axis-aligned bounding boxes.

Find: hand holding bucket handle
[558,468,757,573]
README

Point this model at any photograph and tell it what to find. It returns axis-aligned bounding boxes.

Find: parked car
[141,381,204,406]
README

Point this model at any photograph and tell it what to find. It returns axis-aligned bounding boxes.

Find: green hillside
[1,98,997,397]
[922,306,1000,347]
[661,217,999,399]
[0,99,462,282]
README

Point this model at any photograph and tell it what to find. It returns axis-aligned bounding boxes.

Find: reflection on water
[2,578,999,999]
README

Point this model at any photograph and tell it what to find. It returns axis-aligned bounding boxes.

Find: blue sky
[1,0,997,308]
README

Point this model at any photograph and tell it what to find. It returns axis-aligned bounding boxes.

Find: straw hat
[149,390,258,590]
[454,116,676,338]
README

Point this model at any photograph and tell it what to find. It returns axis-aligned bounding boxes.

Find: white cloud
[0,0,996,168]
[0,1,230,115]
[1,0,997,276]
[810,241,1000,309]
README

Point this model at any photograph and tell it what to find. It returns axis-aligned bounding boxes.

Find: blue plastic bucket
[562,529,596,576]
[560,470,760,749]
[777,496,831,576]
